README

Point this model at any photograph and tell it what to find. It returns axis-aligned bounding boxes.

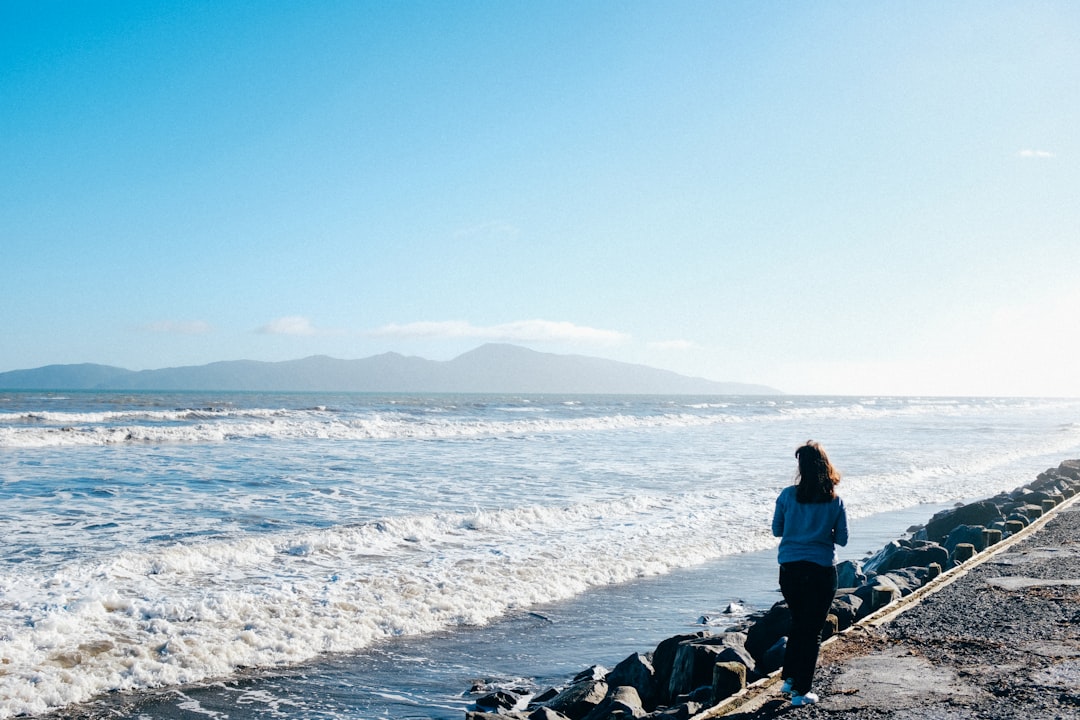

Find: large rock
[744,602,790,664]
[476,689,524,713]
[923,501,1003,544]
[852,577,899,619]
[836,559,865,589]
[758,636,786,675]
[529,709,572,720]
[650,633,704,705]
[543,680,609,720]
[863,539,949,574]
[580,685,645,720]
[831,593,863,630]
[711,661,746,703]
[668,636,753,699]
[606,653,658,710]
[877,567,928,596]
[944,524,987,553]
[641,701,702,720]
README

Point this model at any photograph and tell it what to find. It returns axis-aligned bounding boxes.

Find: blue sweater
[772,485,849,567]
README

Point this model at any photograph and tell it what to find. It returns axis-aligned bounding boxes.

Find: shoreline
[464,459,1080,720]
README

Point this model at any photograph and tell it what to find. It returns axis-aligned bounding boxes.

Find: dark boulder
[668,636,753,699]
[831,593,863,630]
[581,685,645,720]
[650,633,704,705]
[712,661,746,703]
[878,567,928,596]
[759,636,786,675]
[477,689,523,713]
[529,709,572,720]
[606,653,658,710]
[836,559,865,589]
[543,680,608,720]
[944,524,988,553]
[863,539,949,574]
[744,602,790,664]
[923,501,1002,544]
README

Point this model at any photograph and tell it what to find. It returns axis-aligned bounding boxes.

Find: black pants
[779,560,837,695]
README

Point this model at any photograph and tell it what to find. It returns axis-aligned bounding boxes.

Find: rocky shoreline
[463,459,1080,720]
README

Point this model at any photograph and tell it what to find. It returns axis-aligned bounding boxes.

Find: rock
[581,685,645,720]
[712,661,746,702]
[821,613,839,640]
[952,543,976,564]
[1004,519,1025,535]
[1006,512,1030,528]
[831,593,863,630]
[1016,490,1054,507]
[468,713,525,720]
[528,688,561,708]
[1017,503,1044,520]
[759,636,786,675]
[836,559,865,589]
[650,633,704,705]
[477,689,524,713]
[573,665,608,683]
[641,701,701,719]
[944,525,987,553]
[543,680,608,720]
[852,577,899,619]
[529,709,573,720]
[668,638,753,699]
[744,602,790,664]
[606,653,658,710]
[878,568,928,596]
[923,501,1003,544]
[863,539,949,574]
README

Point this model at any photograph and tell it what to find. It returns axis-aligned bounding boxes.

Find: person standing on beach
[771,440,849,707]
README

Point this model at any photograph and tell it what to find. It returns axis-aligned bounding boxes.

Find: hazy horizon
[3,2,1078,396]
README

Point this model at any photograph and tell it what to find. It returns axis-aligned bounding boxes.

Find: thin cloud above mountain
[369,319,630,345]
[257,316,319,336]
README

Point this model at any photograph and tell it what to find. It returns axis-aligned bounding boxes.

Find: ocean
[2,392,1078,719]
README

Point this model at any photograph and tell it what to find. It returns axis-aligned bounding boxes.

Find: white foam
[5,396,1071,448]
[0,492,775,718]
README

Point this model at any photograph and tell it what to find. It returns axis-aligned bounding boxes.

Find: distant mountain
[0,344,781,395]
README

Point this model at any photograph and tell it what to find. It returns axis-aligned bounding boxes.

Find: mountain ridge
[0,344,781,395]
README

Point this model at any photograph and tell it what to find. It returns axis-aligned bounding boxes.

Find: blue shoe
[791,692,819,706]
[780,678,794,695]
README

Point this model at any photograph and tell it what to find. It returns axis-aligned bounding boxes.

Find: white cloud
[370,319,630,345]
[257,315,318,336]
[141,320,212,335]
[1017,149,1055,159]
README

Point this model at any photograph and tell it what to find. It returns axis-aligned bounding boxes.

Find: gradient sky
[2,1,1078,396]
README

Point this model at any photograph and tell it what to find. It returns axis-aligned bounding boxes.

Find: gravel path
[721,502,1080,720]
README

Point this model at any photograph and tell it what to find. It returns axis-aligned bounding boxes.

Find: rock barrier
[463,459,1080,720]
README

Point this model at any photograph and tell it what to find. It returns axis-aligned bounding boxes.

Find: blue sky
[2,1,1078,396]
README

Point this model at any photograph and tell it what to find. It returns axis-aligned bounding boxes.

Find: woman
[771,440,849,706]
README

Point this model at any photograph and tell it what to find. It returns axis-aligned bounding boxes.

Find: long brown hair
[795,440,840,503]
